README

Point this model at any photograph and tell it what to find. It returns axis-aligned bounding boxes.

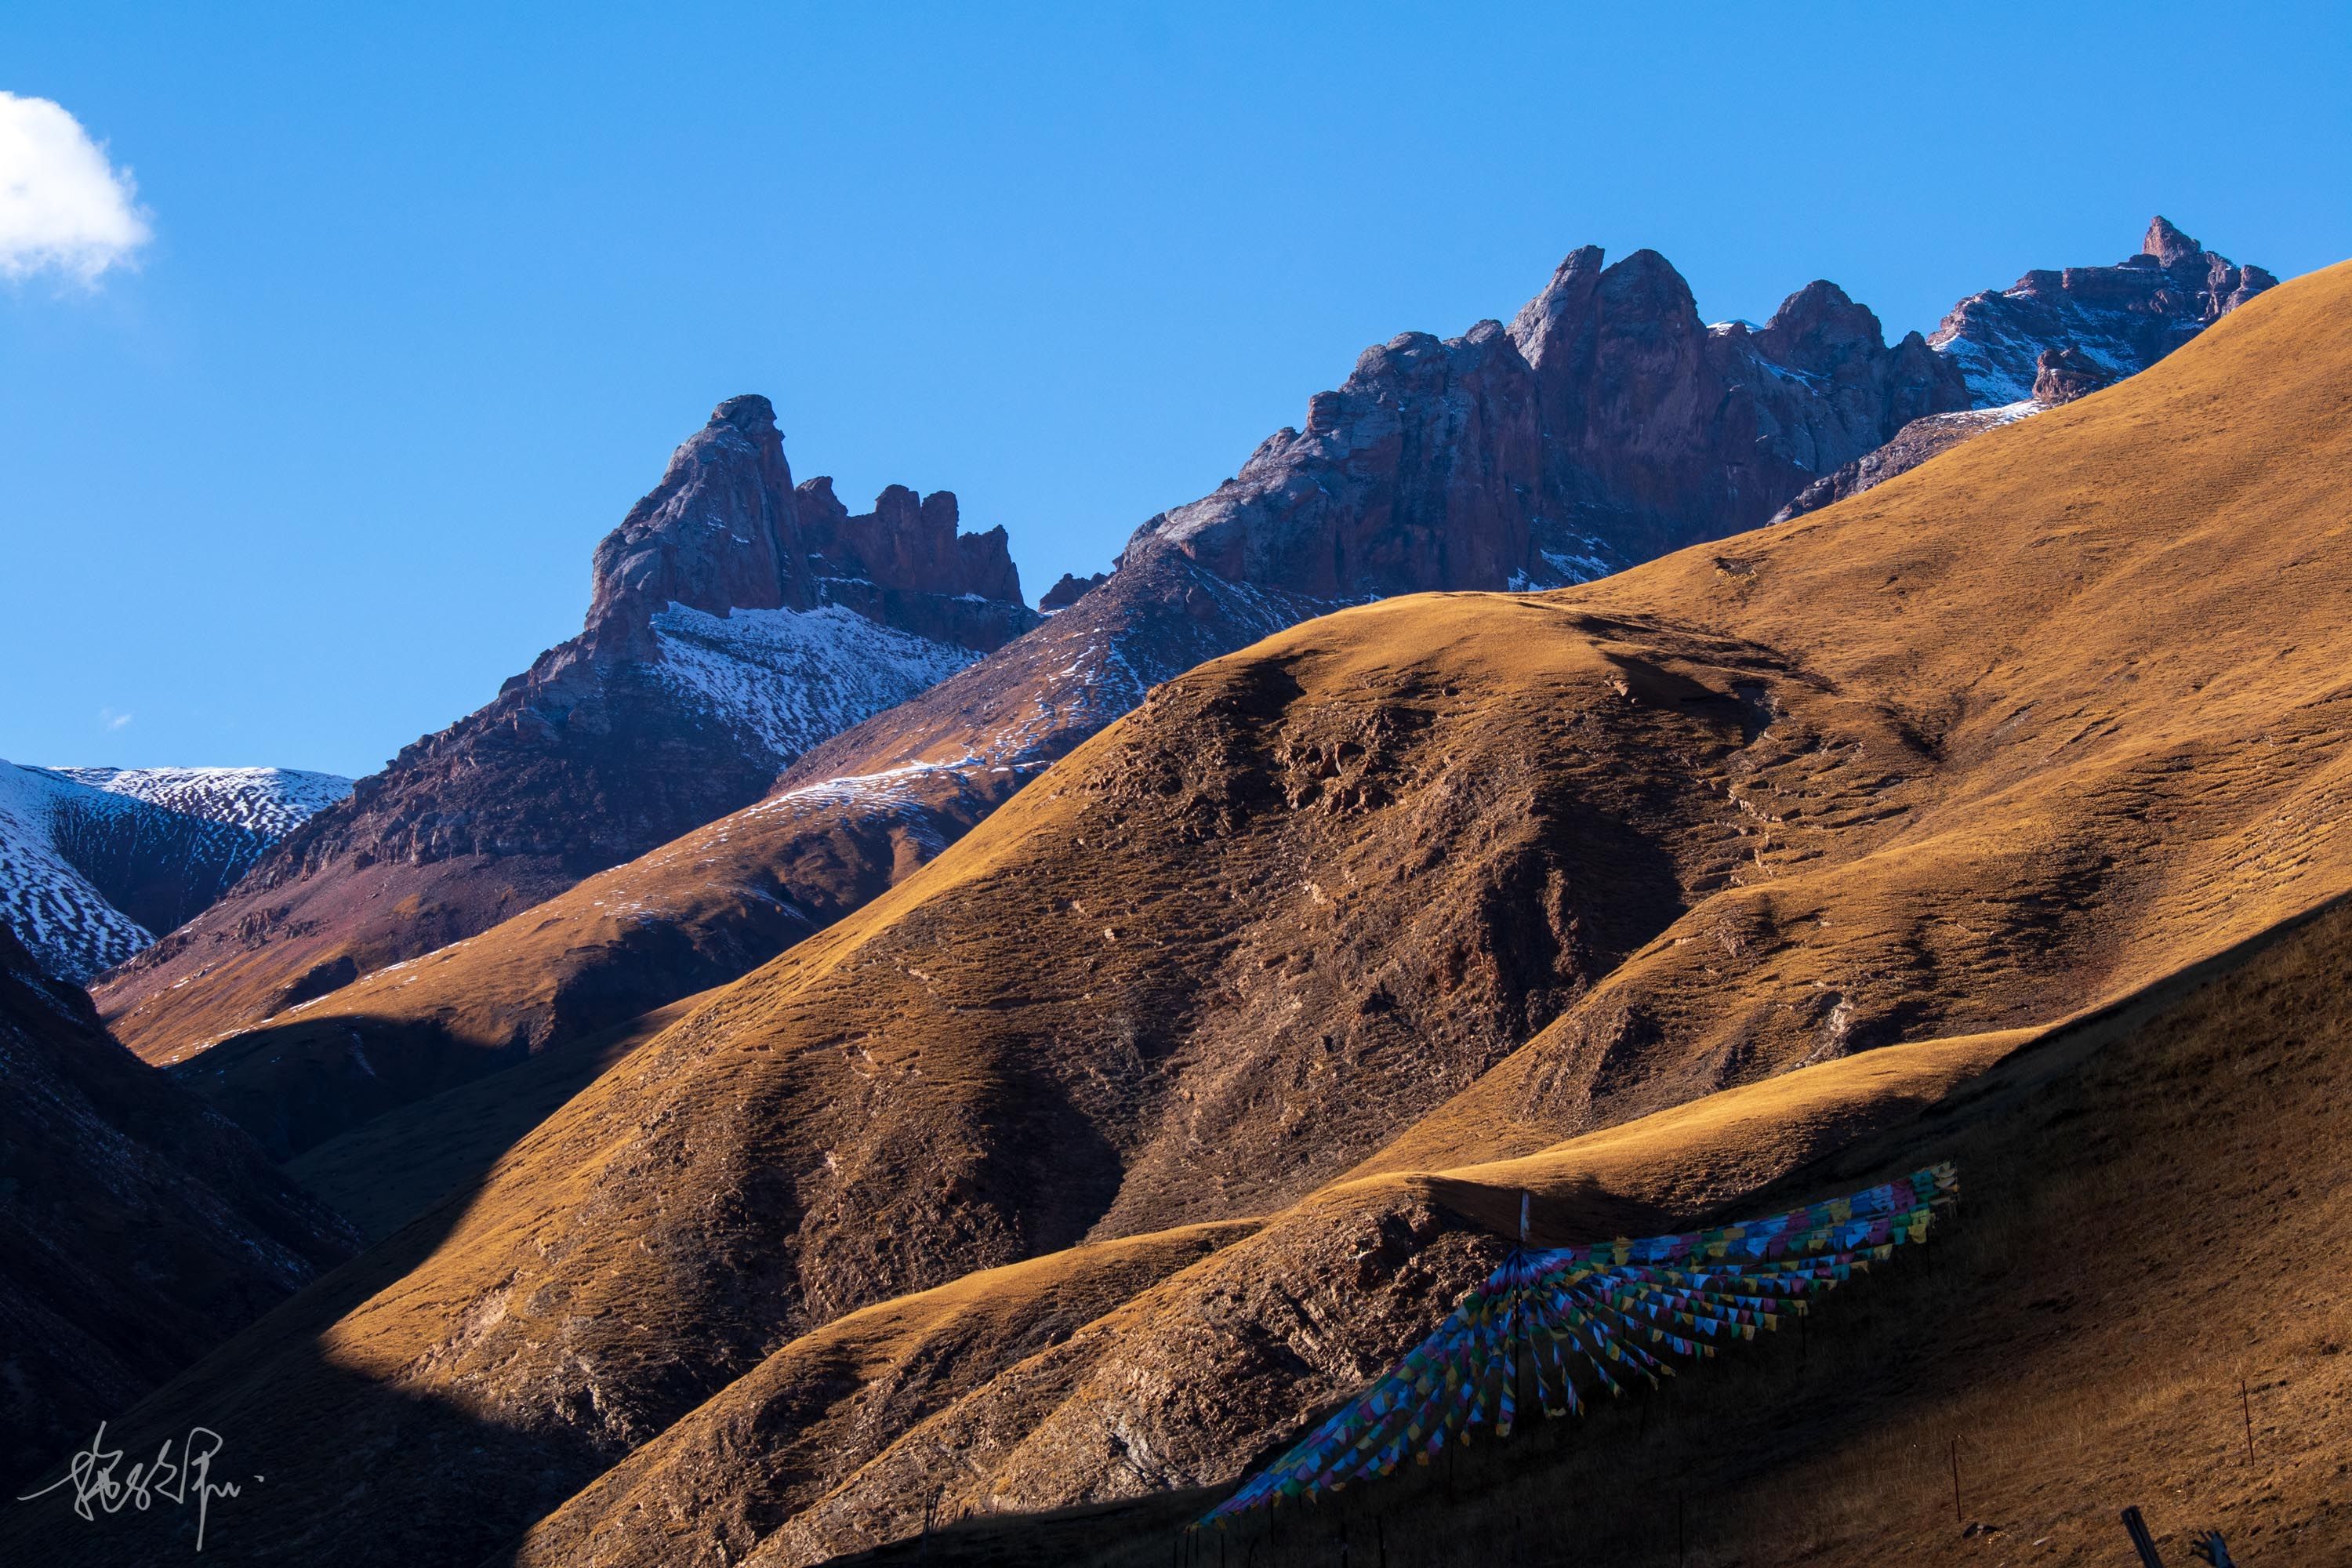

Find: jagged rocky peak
[2141,214,2201,267]
[93,395,1041,1058]
[1928,216,2278,405]
[1040,570,1108,612]
[1131,241,1968,602]
[1139,312,1544,600]
[796,478,1035,652]
[581,394,1034,659]
[1503,245,1608,368]
[585,394,812,654]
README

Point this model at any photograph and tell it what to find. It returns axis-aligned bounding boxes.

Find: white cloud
[0,92,151,285]
[99,707,132,731]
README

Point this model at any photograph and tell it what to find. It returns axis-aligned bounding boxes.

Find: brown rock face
[2032,345,2117,405]
[796,479,1036,650]
[97,398,1036,1079]
[583,397,1031,659]
[583,395,818,656]
[1140,246,1968,595]
[1039,570,1108,612]
[0,921,353,1490]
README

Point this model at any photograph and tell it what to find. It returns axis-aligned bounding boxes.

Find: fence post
[1947,1435,1962,1526]
[2121,1505,2164,1568]
[2241,1376,2256,1467]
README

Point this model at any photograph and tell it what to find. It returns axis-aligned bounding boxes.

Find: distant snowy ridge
[650,601,985,764]
[0,763,158,981]
[48,765,354,838]
[0,761,354,983]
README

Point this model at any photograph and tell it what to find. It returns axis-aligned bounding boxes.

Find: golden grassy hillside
[521,1022,2031,1567]
[147,768,1005,1156]
[9,259,2346,1568]
[1374,258,2352,1174]
[826,888,2352,1567]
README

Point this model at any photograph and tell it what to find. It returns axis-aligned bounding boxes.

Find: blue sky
[4,3,2347,779]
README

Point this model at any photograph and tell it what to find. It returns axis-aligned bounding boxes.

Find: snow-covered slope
[0,764,159,981]
[648,601,985,763]
[48,766,353,838]
[0,762,351,982]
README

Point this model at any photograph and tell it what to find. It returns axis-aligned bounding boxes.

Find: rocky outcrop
[0,920,354,1488]
[97,399,1037,1062]
[797,479,1035,650]
[2032,345,2117,405]
[1769,405,2038,522]
[581,397,1032,661]
[1138,248,1969,596]
[1929,215,2275,405]
[1039,570,1107,612]
[1776,219,2275,522]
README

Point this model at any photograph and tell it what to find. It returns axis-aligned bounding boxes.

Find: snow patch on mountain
[0,763,155,981]
[649,602,985,764]
[49,766,354,838]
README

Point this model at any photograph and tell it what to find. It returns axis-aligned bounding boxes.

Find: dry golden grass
[1373,258,2352,1173]
[816,893,2352,1566]
[125,768,1005,1156]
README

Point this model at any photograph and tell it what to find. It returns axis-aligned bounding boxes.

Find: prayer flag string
[1200,1163,1958,1525]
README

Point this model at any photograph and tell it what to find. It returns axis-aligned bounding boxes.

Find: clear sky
[4,3,2347,779]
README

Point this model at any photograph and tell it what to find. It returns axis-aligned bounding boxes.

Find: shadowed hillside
[810,887,2352,1567]
[0,924,354,1491]
[6,258,2345,1568]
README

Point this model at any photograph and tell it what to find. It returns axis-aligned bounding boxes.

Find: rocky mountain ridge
[113,239,1984,1134]
[1928,214,2274,405]
[1773,216,2275,520]
[96,398,1037,1057]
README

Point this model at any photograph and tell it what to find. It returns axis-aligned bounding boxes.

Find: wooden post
[1947,1435,1962,1526]
[2241,1376,2256,1466]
